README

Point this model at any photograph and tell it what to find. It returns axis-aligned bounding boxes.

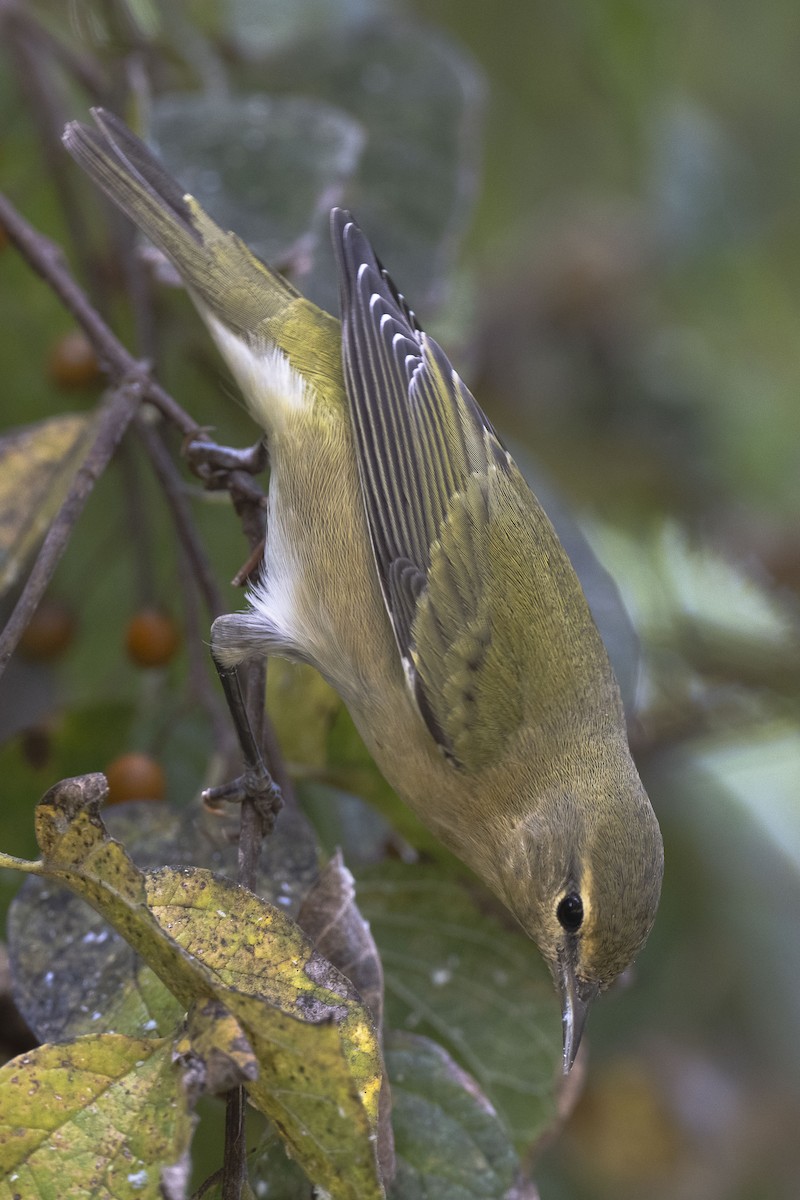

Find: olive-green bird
[63,108,663,1071]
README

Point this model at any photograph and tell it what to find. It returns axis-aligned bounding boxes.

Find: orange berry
[47,329,102,388]
[125,608,181,668]
[18,599,76,661]
[105,752,166,804]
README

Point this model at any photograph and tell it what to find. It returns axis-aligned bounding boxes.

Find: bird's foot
[202,764,284,835]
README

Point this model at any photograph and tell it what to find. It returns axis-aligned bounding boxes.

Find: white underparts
[203,312,310,433]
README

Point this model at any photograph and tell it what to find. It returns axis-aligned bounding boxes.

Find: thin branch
[221,1086,248,1200]
[174,539,233,759]
[136,418,236,756]
[0,192,200,437]
[117,438,157,607]
[0,191,266,500]
[0,377,145,674]
[1,192,290,842]
[2,9,103,300]
[0,3,108,100]
[137,420,226,619]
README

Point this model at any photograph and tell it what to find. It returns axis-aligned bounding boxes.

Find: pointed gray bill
[559,956,599,1073]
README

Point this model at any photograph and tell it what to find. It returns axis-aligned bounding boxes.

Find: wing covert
[331,209,513,758]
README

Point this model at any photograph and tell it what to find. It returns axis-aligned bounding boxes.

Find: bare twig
[0,189,266,497]
[220,1085,248,1200]
[0,3,108,100]
[0,192,201,437]
[1,7,116,309]
[136,418,237,754]
[137,420,226,619]
[1,190,289,839]
[174,540,234,760]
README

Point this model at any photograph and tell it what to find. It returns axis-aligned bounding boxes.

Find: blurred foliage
[1,0,800,1196]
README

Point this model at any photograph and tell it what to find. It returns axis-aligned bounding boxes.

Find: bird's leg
[202,655,283,833]
[185,435,268,494]
[187,431,280,833]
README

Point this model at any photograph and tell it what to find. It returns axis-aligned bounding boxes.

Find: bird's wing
[332,209,527,767]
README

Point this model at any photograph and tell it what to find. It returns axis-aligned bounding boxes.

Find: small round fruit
[47,330,102,388]
[18,599,76,661]
[105,752,165,804]
[125,608,181,668]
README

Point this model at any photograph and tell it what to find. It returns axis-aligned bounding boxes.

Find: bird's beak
[558,954,599,1073]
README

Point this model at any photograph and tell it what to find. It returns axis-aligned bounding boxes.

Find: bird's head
[500,766,663,1072]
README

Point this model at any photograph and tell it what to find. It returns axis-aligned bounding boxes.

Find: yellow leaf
[23,774,385,1200]
[0,414,93,595]
[0,1034,193,1199]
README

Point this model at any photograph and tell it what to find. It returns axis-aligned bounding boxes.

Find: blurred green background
[2,1,800,1197]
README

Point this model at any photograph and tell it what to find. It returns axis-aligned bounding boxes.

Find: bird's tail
[64,109,346,426]
[63,108,301,339]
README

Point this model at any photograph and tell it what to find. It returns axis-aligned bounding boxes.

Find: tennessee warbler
[63,109,663,1071]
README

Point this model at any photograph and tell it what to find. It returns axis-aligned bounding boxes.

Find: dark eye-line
[556,892,584,933]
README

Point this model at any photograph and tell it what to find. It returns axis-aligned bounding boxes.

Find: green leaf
[7,774,385,1200]
[149,91,365,271]
[387,1032,523,1200]
[8,795,319,1044]
[227,0,393,57]
[358,864,561,1151]
[235,20,486,312]
[0,1034,194,1199]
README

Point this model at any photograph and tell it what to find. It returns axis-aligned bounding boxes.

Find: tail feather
[63,108,299,339]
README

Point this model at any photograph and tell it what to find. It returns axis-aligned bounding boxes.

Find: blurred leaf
[5,774,385,1199]
[647,96,757,257]
[387,1031,523,1200]
[238,19,485,311]
[0,414,93,595]
[267,659,343,769]
[586,519,800,707]
[509,441,641,713]
[245,1126,317,1198]
[0,1034,194,1199]
[228,0,393,55]
[299,780,412,868]
[357,864,560,1151]
[696,721,800,875]
[149,91,365,268]
[8,797,320,1042]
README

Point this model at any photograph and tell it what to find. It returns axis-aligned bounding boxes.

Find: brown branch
[0,3,108,101]
[0,192,201,438]
[0,190,266,498]
[0,192,290,858]
[137,420,226,619]
[221,1085,248,1200]
[2,8,104,301]
[174,540,233,759]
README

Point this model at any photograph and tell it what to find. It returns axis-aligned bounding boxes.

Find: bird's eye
[556,892,584,933]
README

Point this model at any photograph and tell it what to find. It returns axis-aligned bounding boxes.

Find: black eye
[557,892,584,933]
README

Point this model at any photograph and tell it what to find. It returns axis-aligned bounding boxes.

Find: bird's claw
[202,767,283,834]
[185,436,268,490]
